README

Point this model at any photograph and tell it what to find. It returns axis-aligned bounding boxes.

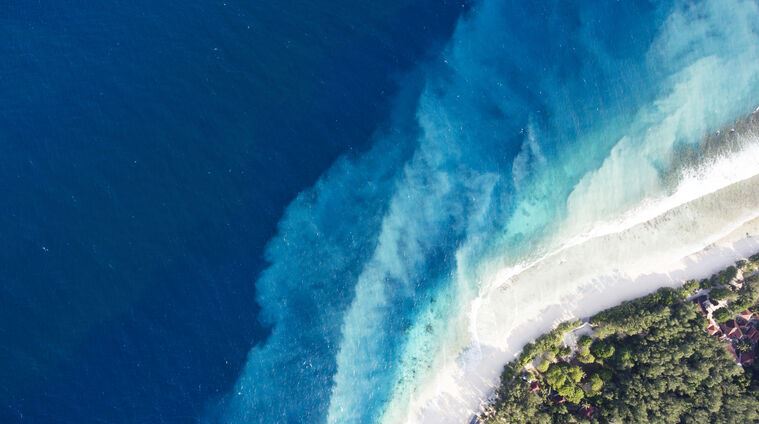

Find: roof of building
[726,326,743,339]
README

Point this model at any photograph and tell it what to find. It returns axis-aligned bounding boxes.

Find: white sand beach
[399,163,759,423]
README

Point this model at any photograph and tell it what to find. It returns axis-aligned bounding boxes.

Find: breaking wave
[207,1,759,422]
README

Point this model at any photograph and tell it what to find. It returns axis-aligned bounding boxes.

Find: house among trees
[706,323,722,337]
[482,259,759,424]
[721,320,743,339]
[688,263,759,370]
[737,309,754,323]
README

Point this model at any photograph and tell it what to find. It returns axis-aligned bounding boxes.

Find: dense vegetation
[482,261,759,424]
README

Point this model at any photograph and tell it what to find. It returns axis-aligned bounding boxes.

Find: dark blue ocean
[0,1,467,422]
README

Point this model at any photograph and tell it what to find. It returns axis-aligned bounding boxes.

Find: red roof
[738,310,754,321]
[722,323,743,339]
[706,324,720,336]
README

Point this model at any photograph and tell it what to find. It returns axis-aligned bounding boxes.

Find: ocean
[3,0,759,423]
[0,1,467,422]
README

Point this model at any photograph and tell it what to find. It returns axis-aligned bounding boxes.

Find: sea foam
[211,1,759,423]
[380,0,759,420]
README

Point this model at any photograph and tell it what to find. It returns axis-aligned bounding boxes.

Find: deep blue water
[0,1,468,422]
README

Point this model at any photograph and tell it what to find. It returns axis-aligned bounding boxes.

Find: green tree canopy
[712,307,732,323]
[590,340,615,360]
[483,267,759,424]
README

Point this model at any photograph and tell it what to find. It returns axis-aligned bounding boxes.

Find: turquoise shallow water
[217,1,759,422]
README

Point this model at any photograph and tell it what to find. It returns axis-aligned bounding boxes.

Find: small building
[727,326,743,339]
[738,310,754,323]
[706,324,722,337]
[722,320,743,339]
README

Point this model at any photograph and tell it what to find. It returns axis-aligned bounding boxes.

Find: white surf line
[403,166,759,424]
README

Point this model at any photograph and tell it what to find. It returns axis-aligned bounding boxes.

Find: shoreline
[404,171,759,423]
[480,253,759,422]
[449,224,759,424]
